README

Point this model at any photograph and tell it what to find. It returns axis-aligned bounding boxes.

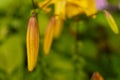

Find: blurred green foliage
[0,0,120,80]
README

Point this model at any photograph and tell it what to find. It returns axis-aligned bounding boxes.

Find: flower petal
[38,0,52,12]
[66,2,84,18]
[55,1,66,19]
[83,0,97,16]
[68,0,97,16]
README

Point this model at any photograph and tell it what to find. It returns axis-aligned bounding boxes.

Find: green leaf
[0,35,24,74]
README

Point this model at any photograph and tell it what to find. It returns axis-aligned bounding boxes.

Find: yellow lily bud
[91,72,104,80]
[44,16,55,55]
[104,10,119,34]
[26,14,39,71]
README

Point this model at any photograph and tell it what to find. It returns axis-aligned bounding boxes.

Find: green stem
[73,20,79,80]
[32,0,36,9]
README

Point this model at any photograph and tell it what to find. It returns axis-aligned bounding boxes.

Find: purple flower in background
[96,0,108,10]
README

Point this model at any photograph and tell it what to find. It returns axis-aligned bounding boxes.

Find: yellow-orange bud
[26,14,39,71]
[44,16,55,55]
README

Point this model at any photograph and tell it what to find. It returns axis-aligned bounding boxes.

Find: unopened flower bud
[91,72,104,80]
[104,10,119,34]
[44,16,55,55]
[26,13,39,71]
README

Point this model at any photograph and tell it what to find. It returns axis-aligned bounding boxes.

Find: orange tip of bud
[91,72,104,80]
